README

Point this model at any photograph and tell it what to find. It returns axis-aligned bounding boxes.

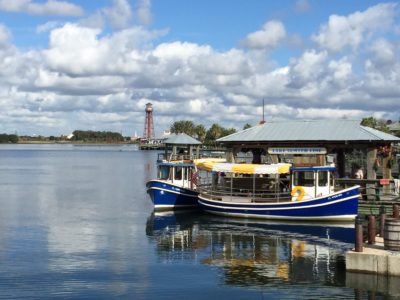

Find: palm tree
[170,120,196,136]
[195,124,206,142]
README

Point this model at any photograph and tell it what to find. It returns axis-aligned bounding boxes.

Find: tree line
[72,130,124,143]
[170,121,252,146]
[0,134,18,143]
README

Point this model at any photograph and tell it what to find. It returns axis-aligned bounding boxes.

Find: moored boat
[195,161,360,221]
[147,160,199,210]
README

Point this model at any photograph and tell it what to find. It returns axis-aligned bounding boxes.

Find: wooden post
[226,148,235,163]
[355,215,363,252]
[368,215,376,244]
[189,145,193,159]
[380,205,386,237]
[393,204,400,219]
[382,153,392,196]
[366,148,377,201]
[337,149,345,178]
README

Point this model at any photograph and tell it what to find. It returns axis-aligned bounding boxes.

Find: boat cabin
[157,162,197,189]
[291,166,335,201]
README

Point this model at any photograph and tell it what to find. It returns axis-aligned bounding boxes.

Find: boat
[146,160,199,210]
[195,161,360,221]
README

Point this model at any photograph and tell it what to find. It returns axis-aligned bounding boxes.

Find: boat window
[293,171,315,187]
[175,167,182,180]
[318,171,328,186]
[159,166,170,180]
[183,167,188,180]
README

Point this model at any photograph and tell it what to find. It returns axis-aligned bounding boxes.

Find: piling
[393,204,399,219]
[379,205,386,237]
[355,215,363,252]
[368,215,376,245]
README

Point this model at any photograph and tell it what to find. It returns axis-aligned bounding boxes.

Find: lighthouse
[143,103,155,142]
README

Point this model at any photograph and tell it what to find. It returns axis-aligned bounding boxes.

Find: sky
[0,0,399,137]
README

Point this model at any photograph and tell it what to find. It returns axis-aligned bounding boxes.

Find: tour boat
[147,157,226,210]
[195,161,360,221]
[146,160,199,210]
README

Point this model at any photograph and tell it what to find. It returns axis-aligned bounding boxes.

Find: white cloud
[102,0,132,29]
[137,0,152,26]
[369,38,396,65]
[312,3,397,52]
[288,50,328,88]
[0,24,11,46]
[0,0,83,16]
[36,21,63,33]
[241,20,286,50]
[0,3,399,136]
[43,23,166,76]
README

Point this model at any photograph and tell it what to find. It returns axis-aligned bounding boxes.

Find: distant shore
[14,141,138,145]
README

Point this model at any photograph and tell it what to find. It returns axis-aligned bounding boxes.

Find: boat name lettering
[328,193,342,200]
[268,147,327,155]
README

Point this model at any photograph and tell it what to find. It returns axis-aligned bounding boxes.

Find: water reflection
[146,212,354,289]
[347,272,400,299]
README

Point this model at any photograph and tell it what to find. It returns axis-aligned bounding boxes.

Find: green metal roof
[164,133,201,145]
[217,120,400,143]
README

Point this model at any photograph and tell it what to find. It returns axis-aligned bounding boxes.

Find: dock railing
[336,178,400,202]
[336,178,400,215]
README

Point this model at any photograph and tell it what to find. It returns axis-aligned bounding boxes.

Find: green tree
[205,123,223,146]
[361,117,390,133]
[195,124,206,142]
[0,134,18,143]
[243,123,252,130]
[222,127,237,137]
[170,120,196,136]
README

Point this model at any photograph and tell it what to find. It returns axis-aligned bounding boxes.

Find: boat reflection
[146,211,355,287]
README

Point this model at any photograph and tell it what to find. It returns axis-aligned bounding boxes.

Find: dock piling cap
[355,215,364,225]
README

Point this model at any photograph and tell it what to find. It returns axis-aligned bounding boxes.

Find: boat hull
[198,186,360,221]
[147,180,199,210]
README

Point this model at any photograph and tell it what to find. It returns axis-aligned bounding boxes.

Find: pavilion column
[367,148,377,200]
[189,145,193,158]
[337,149,345,178]
[226,147,239,163]
[382,151,392,195]
[270,154,279,164]
[172,145,177,160]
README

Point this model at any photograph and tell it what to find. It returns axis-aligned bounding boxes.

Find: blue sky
[0,0,399,136]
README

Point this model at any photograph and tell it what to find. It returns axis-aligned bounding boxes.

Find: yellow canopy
[194,160,291,175]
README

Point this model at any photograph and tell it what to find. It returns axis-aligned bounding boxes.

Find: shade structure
[195,161,291,175]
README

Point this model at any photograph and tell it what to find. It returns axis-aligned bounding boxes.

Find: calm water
[0,144,397,299]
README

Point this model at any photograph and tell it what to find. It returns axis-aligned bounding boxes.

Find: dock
[346,236,400,276]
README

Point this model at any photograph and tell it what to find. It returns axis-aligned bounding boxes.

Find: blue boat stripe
[198,194,359,211]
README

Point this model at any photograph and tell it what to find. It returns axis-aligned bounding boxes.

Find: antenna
[259,98,266,124]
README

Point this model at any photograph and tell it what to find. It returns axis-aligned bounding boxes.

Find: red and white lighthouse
[143,103,155,141]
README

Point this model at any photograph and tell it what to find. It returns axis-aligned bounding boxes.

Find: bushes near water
[0,134,18,143]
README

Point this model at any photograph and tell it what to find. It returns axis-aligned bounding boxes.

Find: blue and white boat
[147,160,199,210]
[195,161,360,221]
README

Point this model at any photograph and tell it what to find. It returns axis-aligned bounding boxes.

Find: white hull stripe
[201,210,356,221]
[149,187,198,198]
[198,194,358,211]
[155,204,197,209]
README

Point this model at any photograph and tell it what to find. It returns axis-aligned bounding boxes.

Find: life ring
[291,186,305,201]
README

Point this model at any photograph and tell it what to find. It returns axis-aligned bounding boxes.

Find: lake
[0,144,395,299]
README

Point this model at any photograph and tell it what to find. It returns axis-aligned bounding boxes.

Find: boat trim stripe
[198,194,358,211]
[148,187,198,198]
[201,210,356,221]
